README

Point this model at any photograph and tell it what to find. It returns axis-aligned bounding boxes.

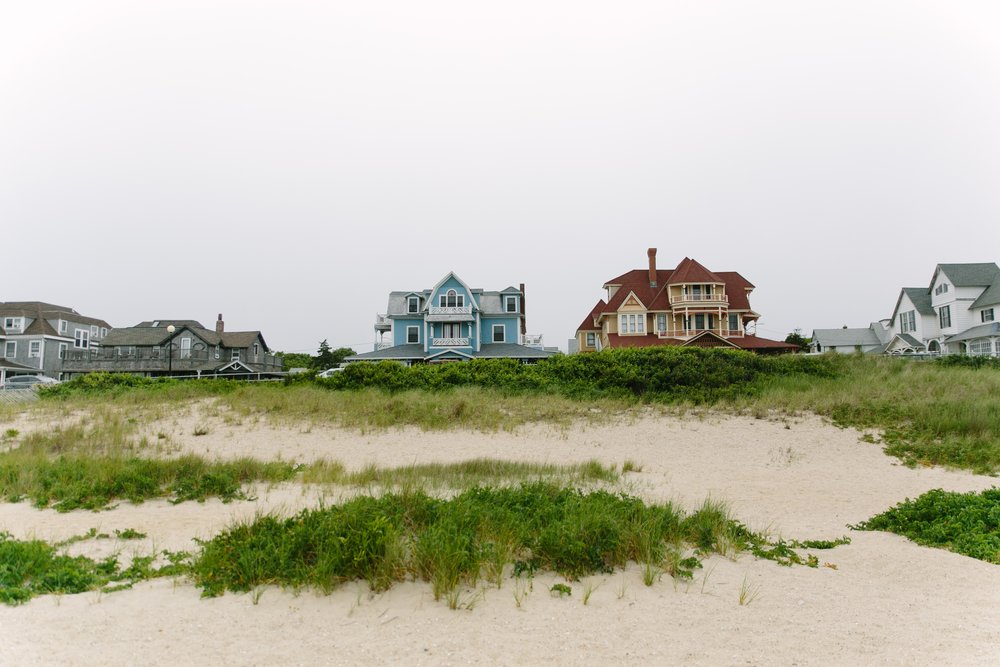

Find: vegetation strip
[0,530,188,605]
[191,483,843,606]
[853,488,1000,564]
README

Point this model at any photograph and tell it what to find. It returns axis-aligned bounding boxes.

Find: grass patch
[853,487,1000,563]
[190,483,839,603]
[0,531,189,605]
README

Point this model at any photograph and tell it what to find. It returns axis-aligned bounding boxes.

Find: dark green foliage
[191,483,840,601]
[39,373,241,400]
[316,349,834,403]
[854,488,1000,563]
[278,352,314,371]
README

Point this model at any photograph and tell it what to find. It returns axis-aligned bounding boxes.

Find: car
[1,375,61,390]
[316,367,345,378]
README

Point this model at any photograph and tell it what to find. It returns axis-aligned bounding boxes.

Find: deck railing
[669,294,729,305]
[431,338,470,347]
[429,305,472,315]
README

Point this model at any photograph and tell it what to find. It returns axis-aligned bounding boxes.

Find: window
[117,346,134,357]
[74,329,90,349]
[408,296,419,314]
[29,341,41,358]
[440,289,464,308]
[900,310,916,333]
[620,314,627,333]
[586,332,596,347]
[935,283,950,296]
[695,314,705,330]
[492,324,505,343]
[939,305,952,329]
[180,337,192,359]
[969,339,993,356]
[656,314,666,333]
[59,320,68,334]
[4,342,15,358]
[505,296,517,313]
[58,343,68,359]
[215,345,220,360]
[101,328,108,337]
[231,349,241,361]
[983,308,995,323]
[90,325,98,337]
[728,314,739,333]
[4,317,22,331]
[253,343,260,360]
[407,326,419,344]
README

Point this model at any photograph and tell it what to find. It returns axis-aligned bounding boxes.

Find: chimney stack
[519,283,527,335]
[216,314,224,334]
[647,248,657,287]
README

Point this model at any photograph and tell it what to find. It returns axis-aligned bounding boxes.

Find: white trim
[74,328,90,349]
[406,325,420,344]
[4,341,15,358]
[428,272,481,310]
[28,340,41,358]
[492,324,505,343]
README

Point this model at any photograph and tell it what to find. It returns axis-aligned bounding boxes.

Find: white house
[885,263,1000,357]
[809,321,891,355]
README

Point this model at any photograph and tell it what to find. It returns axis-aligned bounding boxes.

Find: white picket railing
[432,338,470,347]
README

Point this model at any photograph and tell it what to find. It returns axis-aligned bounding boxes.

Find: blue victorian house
[347,273,555,364]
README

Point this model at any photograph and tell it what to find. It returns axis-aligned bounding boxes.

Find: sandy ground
[1,408,998,666]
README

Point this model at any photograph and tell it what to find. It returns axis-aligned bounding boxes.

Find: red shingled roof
[606,333,797,352]
[666,257,724,285]
[576,300,606,332]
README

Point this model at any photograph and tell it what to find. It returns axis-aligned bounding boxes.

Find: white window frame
[620,314,627,333]
[492,324,505,343]
[252,343,260,360]
[407,326,419,344]
[58,343,68,359]
[408,296,419,313]
[900,310,916,334]
[59,319,68,334]
[505,296,518,313]
[180,337,192,359]
[728,313,739,333]
[101,327,108,337]
[90,325,99,337]
[4,341,15,358]
[74,329,90,349]
[657,314,667,333]
[982,308,995,323]
[586,332,596,347]
[29,340,41,358]
[4,317,23,332]
[231,349,241,361]
[214,345,220,360]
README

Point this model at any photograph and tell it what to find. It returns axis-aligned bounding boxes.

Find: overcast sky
[3,1,1000,354]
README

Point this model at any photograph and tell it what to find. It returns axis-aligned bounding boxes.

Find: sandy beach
[1,409,998,666]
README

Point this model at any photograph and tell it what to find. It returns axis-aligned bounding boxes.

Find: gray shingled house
[0,301,112,380]
[60,314,282,379]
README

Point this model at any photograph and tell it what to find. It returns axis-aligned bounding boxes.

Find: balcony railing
[669,293,728,305]
[656,328,737,339]
[429,305,472,315]
[519,334,544,348]
[60,347,283,371]
[374,314,392,329]
[431,338,470,347]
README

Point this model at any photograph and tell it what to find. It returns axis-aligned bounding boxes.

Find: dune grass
[191,483,818,604]
[731,355,1000,473]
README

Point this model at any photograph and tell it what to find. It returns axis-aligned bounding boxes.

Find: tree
[312,340,356,370]
[784,329,811,351]
[278,352,313,371]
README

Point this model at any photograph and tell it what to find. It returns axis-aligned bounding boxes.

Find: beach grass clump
[191,483,813,603]
[853,487,1000,563]
[0,531,189,605]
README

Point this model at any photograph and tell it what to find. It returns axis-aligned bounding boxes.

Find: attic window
[440,290,464,308]
[408,296,419,313]
[505,296,517,313]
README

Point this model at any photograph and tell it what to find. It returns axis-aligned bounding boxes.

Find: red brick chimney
[216,314,224,334]
[647,248,657,287]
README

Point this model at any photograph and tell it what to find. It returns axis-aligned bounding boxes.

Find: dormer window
[440,290,464,308]
[3,317,23,332]
[505,296,518,313]
[59,320,68,334]
[407,296,420,313]
[935,283,950,296]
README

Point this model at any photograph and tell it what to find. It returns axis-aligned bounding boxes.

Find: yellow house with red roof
[575,249,797,354]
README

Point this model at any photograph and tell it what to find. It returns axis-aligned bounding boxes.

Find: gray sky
[3,1,1000,354]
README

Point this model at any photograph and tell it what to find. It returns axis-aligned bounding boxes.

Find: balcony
[519,334,544,348]
[374,314,392,331]
[656,329,737,339]
[429,305,472,315]
[431,338,470,347]
[669,293,728,305]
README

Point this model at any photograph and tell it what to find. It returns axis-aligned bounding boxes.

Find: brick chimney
[519,283,527,335]
[647,248,657,287]
[216,314,224,334]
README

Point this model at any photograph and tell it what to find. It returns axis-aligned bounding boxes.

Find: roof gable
[971,276,1000,310]
[429,272,480,310]
[666,257,725,285]
[932,263,1000,289]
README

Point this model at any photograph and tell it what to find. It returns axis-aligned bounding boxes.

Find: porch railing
[669,294,729,305]
[431,338,470,347]
[429,305,472,315]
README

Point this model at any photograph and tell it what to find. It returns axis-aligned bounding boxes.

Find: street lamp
[166,325,175,375]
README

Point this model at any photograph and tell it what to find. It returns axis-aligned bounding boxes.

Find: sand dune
[1,412,998,666]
